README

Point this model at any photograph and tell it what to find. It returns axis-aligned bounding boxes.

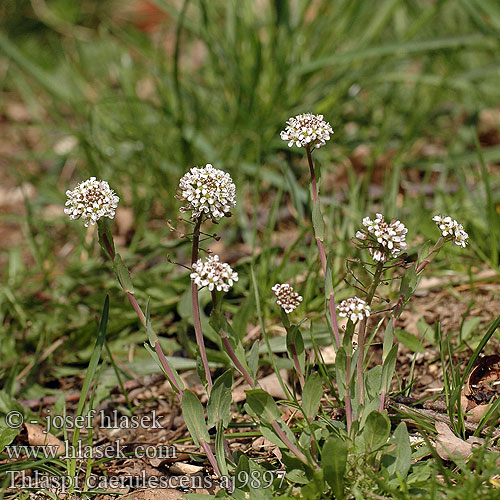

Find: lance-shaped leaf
[182,390,210,447]
[113,253,135,294]
[245,389,281,423]
[380,344,398,394]
[302,372,323,421]
[323,435,347,499]
[312,202,325,242]
[247,340,260,380]
[207,370,233,429]
[286,325,305,373]
[97,219,115,257]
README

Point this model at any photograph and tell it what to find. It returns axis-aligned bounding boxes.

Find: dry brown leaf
[233,371,291,403]
[24,423,65,456]
[169,462,204,475]
[461,355,500,423]
[435,422,473,460]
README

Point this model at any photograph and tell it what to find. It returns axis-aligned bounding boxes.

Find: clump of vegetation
[1,1,500,499]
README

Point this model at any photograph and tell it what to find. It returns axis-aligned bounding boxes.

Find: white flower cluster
[280,113,333,149]
[178,164,236,221]
[432,215,468,248]
[271,283,303,314]
[190,255,238,292]
[337,296,371,323]
[359,213,408,262]
[64,177,119,227]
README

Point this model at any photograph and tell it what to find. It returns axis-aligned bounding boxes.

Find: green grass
[1,0,500,498]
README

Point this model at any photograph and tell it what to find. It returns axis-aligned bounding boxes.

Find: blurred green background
[1,0,499,398]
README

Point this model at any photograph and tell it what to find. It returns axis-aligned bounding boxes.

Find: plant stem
[345,353,353,434]
[280,311,305,387]
[357,261,384,407]
[305,146,340,348]
[271,420,309,466]
[210,290,254,387]
[221,334,254,386]
[290,343,305,387]
[416,236,444,274]
[191,218,213,390]
[98,225,182,396]
[200,439,222,478]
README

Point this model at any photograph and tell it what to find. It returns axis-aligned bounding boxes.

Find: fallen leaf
[24,423,65,456]
[435,422,473,460]
[233,371,291,403]
[169,462,204,474]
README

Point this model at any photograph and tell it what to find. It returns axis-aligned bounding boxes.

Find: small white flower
[280,113,333,149]
[432,215,469,247]
[359,213,408,262]
[272,283,303,314]
[178,164,236,221]
[190,255,238,292]
[337,296,371,323]
[64,177,119,227]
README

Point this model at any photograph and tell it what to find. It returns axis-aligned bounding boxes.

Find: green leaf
[461,317,482,342]
[387,422,411,479]
[215,421,229,477]
[286,325,305,373]
[323,435,347,499]
[362,410,391,451]
[382,321,394,361]
[0,426,20,453]
[247,340,260,380]
[244,389,281,424]
[182,390,210,447]
[207,370,233,429]
[113,253,135,294]
[312,202,325,242]
[302,372,323,421]
[395,329,424,353]
[381,344,398,394]
[335,348,347,400]
[97,219,115,258]
[400,266,418,300]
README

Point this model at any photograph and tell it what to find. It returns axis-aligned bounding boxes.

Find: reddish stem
[345,352,353,434]
[200,439,222,478]
[154,341,183,395]
[271,420,309,466]
[127,292,146,326]
[191,218,213,390]
[305,146,340,348]
[221,334,254,387]
[379,391,386,412]
[290,343,305,387]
